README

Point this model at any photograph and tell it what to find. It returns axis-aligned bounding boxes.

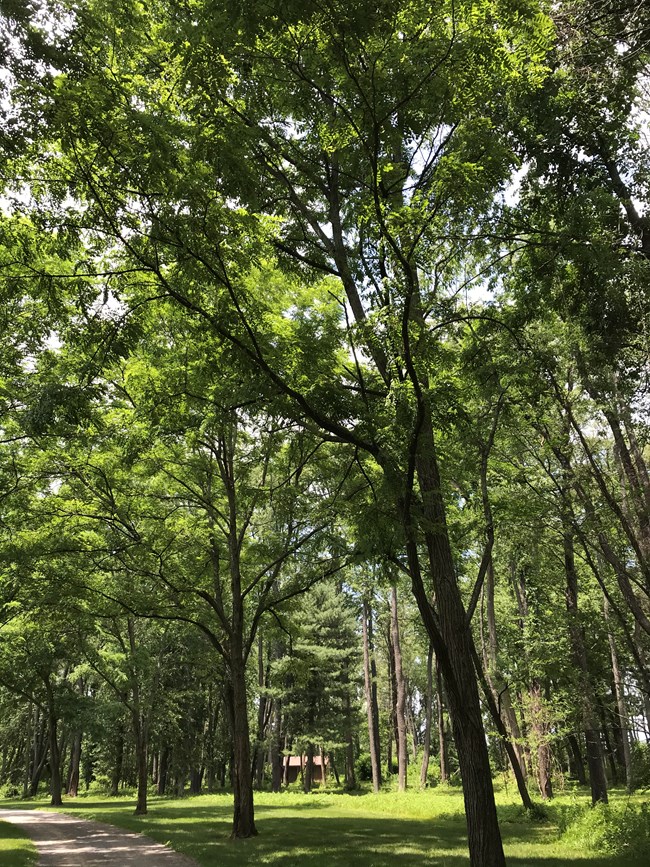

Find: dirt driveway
[0,809,199,866]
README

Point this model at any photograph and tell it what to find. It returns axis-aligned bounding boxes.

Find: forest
[0,1,649,866]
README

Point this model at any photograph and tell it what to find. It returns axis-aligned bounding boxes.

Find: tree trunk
[110,729,124,797]
[471,645,534,809]
[229,651,257,837]
[409,432,506,866]
[420,642,434,788]
[344,691,357,790]
[133,719,149,815]
[529,681,553,800]
[67,730,82,798]
[564,529,608,804]
[567,734,586,784]
[254,631,268,789]
[304,742,314,794]
[45,679,62,807]
[270,700,283,793]
[362,596,382,792]
[319,744,328,787]
[605,600,633,791]
[157,746,170,796]
[390,585,408,791]
[436,660,449,784]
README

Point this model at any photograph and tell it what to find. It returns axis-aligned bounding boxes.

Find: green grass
[0,820,38,867]
[1,784,648,866]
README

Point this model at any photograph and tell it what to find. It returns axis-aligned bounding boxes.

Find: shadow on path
[0,810,199,867]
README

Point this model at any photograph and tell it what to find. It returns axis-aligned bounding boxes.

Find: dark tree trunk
[435,660,449,784]
[157,746,170,796]
[564,529,608,805]
[45,680,62,807]
[567,734,587,784]
[606,600,633,791]
[471,646,534,810]
[420,643,434,788]
[408,431,506,866]
[599,705,618,784]
[362,596,382,792]
[133,721,149,815]
[110,730,124,797]
[29,709,48,798]
[190,767,203,794]
[67,730,82,798]
[390,585,408,791]
[229,649,257,837]
[304,742,314,794]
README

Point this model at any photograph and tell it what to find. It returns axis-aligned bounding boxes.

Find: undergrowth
[555,798,650,858]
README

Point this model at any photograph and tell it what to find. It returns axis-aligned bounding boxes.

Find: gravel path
[0,809,199,867]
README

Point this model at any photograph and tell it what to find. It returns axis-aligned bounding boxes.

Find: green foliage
[630,743,650,790]
[557,800,650,859]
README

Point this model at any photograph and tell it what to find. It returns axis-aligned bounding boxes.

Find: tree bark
[67,730,82,798]
[409,430,506,866]
[228,652,257,836]
[390,585,408,791]
[362,596,382,792]
[110,728,124,797]
[157,746,170,796]
[420,642,434,788]
[45,678,62,807]
[304,742,314,794]
[564,530,608,805]
[605,599,633,791]
[435,660,449,784]
[567,734,586,785]
[270,699,283,793]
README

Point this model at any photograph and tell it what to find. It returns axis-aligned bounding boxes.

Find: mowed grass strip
[0,820,38,867]
[1,787,646,867]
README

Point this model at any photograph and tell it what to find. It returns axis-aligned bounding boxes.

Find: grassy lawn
[0,820,38,867]
[1,784,647,866]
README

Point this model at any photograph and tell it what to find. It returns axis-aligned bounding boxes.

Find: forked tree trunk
[471,646,534,810]
[405,428,506,865]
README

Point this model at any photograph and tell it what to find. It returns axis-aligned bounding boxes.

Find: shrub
[630,741,650,789]
[559,801,650,858]
[354,753,373,782]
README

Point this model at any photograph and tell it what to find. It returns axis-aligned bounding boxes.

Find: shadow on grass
[2,796,643,867]
[47,808,640,867]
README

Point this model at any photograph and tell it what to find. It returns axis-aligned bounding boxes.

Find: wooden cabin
[282,754,329,784]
